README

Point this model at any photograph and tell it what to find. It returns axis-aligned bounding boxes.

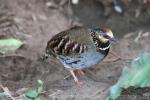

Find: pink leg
[77,69,85,76]
[69,70,82,85]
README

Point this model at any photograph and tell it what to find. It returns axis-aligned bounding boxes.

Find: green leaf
[24,97,32,100]
[0,38,23,54]
[25,89,38,98]
[25,80,44,100]
[109,52,150,100]
[37,80,43,85]
[37,80,43,93]
[37,86,43,94]
[35,96,41,100]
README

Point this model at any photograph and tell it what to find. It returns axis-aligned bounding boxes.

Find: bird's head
[91,27,116,43]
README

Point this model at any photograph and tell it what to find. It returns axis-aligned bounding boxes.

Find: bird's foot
[69,70,83,85]
[75,81,83,87]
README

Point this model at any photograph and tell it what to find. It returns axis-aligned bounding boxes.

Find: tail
[41,53,49,61]
[41,49,56,61]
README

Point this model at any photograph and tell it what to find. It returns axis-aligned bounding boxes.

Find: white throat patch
[98,44,110,51]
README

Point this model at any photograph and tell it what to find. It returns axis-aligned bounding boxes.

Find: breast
[58,51,106,69]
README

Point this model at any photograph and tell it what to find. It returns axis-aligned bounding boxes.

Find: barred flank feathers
[46,35,87,56]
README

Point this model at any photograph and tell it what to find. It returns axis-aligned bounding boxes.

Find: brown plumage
[46,26,90,57]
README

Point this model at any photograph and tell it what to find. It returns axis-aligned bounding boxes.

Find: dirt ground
[0,0,150,100]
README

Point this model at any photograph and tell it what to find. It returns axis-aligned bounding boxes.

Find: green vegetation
[25,80,44,100]
[109,52,150,100]
[0,38,23,54]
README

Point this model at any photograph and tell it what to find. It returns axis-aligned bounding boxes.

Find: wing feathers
[46,35,87,56]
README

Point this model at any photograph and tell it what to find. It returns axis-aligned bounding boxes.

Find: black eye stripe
[103,35,109,38]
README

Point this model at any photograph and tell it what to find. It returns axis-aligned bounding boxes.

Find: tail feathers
[41,53,49,61]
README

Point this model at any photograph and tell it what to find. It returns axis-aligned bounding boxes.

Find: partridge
[44,26,116,84]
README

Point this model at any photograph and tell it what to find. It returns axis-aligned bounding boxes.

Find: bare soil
[0,0,150,99]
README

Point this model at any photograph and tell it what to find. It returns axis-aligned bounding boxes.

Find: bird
[43,26,116,84]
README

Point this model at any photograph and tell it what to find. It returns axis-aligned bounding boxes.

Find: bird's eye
[103,35,109,39]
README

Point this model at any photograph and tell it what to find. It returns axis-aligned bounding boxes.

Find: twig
[134,31,142,42]
[93,87,108,96]
[64,74,71,80]
[86,69,97,80]
[103,58,133,63]
[0,54,25,58]
[48,90,62,97]
[109,51,122,60]
[0,84,15,100]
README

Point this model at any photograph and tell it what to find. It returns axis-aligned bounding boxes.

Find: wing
[46,26,94,57]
